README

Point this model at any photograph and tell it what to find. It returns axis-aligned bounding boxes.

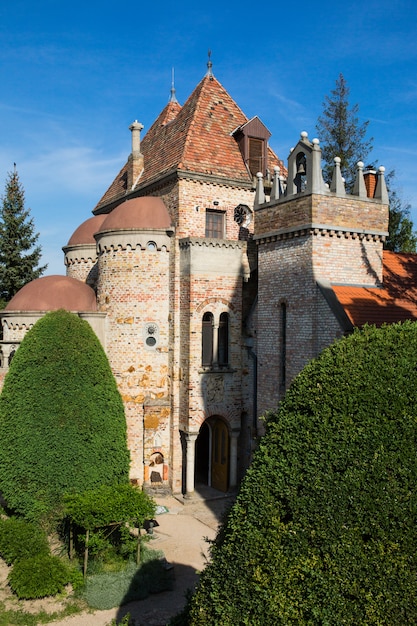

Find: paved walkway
[51,488,236,626]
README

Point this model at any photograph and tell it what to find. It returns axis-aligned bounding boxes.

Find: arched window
[218,312,229,366]
[202,312,214,366]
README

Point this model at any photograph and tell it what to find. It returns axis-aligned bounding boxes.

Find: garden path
[48,487,235,626]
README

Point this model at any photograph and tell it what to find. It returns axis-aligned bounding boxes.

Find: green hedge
[0,517,49,565]
[8,554,73,599]
[183,322,417,625]
[0,310,130,523]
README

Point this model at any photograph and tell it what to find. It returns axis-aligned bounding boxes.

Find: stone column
[229,429,240,488]
[212,322,219,366]
[185,432,198,496]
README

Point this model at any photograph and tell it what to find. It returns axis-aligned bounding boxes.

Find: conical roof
[94,75,283,212]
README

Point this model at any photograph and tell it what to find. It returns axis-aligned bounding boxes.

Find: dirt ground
[0,490,235,626]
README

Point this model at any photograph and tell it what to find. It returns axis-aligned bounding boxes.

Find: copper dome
[67,214,107,246]
[98,197,172,232]
[5,275,97,312]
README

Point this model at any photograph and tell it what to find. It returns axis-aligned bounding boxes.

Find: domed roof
[5,275,97,312]
[67,214,107,246]
[98,197,172,232]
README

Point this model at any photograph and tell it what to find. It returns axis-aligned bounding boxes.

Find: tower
[254,132,389,415]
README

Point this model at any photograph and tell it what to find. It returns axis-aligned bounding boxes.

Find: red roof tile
[333,250,417,327]
[95,75,284,212]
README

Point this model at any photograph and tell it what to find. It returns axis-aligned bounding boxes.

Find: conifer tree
[384,171,417,252]
[317,75,416,253]
[0,167,46,302]
[316,73,373,191]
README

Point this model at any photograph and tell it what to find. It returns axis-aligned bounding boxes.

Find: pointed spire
[254,172,266,207]
[206,49,214,79]
[330,156,346,196]
[374,166,389,204]
[352,161,367,198]
[169,67,178,104]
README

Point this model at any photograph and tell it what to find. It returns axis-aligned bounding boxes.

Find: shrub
[0,310,130,523]
[64,484,155,565]
[0,517,49,565]
[184,322,417,624]
[8,554,73,599]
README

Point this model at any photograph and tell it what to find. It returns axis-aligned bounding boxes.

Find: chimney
[363,166,377,198]
[127,121,144,190]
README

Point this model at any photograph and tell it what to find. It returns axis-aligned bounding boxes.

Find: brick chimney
[363,166,377,198]
[127,120,144,190]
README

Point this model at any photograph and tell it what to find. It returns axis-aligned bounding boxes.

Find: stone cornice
[179,236,247,251]
[254,223,388,244]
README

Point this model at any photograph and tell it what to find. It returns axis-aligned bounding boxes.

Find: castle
[1,65,416,496]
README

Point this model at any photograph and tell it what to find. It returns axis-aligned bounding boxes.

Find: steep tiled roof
[94,75,283,212]
[333,251,417,328]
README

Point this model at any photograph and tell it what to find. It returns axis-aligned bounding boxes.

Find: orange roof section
[95,74,284,211]
[333,250,417,328]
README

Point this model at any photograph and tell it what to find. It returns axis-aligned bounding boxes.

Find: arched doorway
[195,416,229,492]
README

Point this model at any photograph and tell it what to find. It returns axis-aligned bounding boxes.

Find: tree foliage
[182,322,417,625]
[0,167,46,302]
[0,310,130,523]
[64,484,155,529]
[384,171,417,252]
[316,73,373,190]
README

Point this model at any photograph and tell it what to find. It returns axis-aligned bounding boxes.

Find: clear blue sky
[1,0,417,274]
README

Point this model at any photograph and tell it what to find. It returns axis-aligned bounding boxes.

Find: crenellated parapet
[254,132,389,244]
[254,131,389,209]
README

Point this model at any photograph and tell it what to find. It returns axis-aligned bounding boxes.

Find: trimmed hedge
[0,517,49,565]
[8,554,73,599]
[0,310,130,523]
[182,322,417,625]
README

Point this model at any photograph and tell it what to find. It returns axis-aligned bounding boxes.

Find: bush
[0,310,130,523]
[0,517,49,565]
[8,554,73,599]
[184,322,417,624]
[64,484,155,564]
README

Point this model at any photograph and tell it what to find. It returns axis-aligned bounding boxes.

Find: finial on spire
[169,67,178,104]
[206,49,214,79]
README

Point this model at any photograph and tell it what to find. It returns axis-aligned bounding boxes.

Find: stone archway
[195,416,229,492]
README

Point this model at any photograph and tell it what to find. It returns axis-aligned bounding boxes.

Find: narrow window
[205,210,225,238]
[248,137,264,176]
[218,312,229,366]
[202,312,214,366]
[280,302,287,388]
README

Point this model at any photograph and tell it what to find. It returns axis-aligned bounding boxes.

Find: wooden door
[211,419,229,492]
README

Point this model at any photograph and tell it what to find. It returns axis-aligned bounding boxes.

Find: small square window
[205,210,225,239]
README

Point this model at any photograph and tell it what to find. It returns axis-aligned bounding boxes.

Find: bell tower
[254,132,389,416]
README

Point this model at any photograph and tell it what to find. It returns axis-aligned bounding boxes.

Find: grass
[83,545,174,610]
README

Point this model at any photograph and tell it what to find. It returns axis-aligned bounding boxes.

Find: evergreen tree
[0,310,130,523]
[0,166,46,302]
[384,171,417,252]
[316,73,373,190]
[181,322,417,625]
[317,76,416,252]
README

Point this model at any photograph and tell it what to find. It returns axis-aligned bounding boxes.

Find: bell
[297,161,306,175]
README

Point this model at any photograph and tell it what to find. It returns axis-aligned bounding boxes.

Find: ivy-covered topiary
[0,310,130,523]
[8,554,73,599]
[183,322,417,625]
[0,517,49,564]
